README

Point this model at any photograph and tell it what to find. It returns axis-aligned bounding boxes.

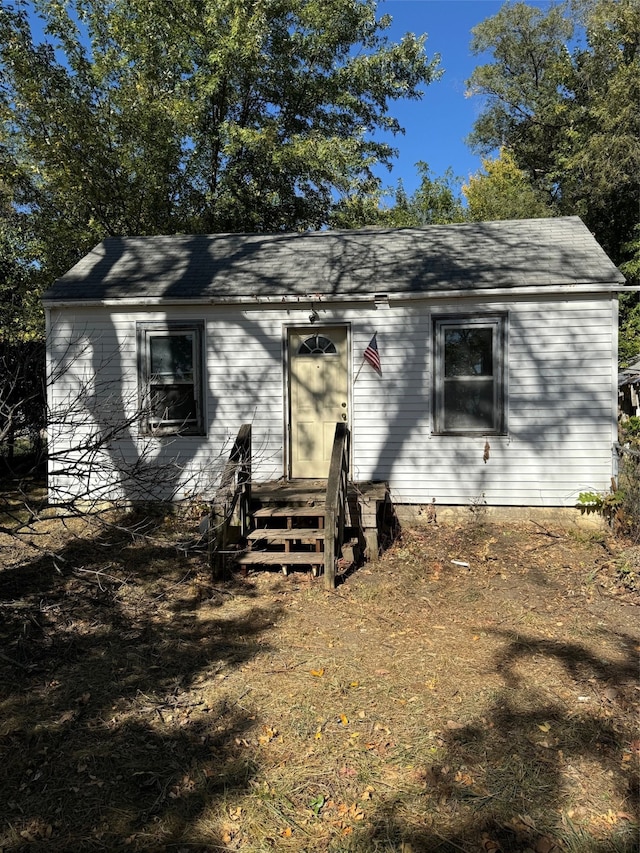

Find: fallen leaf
[310,668,325,677]
[537,722,551,733]
[339,766,357,777]
[281,826,293,837]
[258,725,278,744]
[340,714,349,726]
[446,720,465,730]
[349,803,365,820]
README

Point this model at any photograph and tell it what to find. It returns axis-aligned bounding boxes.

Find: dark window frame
[432,314,507,435]
[137,321,206,436]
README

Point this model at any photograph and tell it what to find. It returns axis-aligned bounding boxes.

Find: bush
[617,449,640,539]
[576,447,640,539]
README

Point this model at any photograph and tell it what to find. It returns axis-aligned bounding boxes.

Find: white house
[43,216,626,510]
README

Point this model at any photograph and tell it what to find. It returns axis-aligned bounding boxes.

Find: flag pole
[354,330,378,382]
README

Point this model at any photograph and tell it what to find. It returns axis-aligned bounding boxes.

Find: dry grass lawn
[0,505,638,852]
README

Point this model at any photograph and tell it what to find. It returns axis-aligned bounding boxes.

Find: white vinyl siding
[46,292,618,507]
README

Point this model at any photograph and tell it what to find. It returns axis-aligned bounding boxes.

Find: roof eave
[42,280,633,309]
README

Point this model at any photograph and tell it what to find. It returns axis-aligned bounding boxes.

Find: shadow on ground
[0,519,278,851]
[350,628,639,853]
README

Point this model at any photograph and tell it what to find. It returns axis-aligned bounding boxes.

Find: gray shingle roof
[43,217,625,303]
[620,357,640,387]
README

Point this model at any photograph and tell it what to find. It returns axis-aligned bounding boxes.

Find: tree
[466,0,640,268]
[466,0,640,362]
[462,148,552,222]
[0,0,441,285]
[0,164,43,339]
[331,161,465,228]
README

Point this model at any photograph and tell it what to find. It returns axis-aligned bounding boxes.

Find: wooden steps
[237,551,325,567]
[253,506,325,519]
[231,479,391,580]
[210,425,394,587]
[248,528,326,544]
[236,498,329,576]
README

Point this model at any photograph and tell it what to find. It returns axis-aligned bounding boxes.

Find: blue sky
[377,0,553,194]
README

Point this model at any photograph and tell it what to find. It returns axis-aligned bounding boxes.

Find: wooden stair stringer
[233,480,391,576]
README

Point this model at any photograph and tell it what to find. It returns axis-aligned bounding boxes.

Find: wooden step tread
[248,528,326,543]
[253,505,326,519]
[235,551,325,566]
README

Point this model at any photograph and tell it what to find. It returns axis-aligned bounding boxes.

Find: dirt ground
[0,507,638,852]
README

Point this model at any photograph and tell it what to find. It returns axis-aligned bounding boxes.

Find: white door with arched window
[288,326,349,478]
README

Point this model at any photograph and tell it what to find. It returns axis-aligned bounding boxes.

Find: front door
[288,326,349,478]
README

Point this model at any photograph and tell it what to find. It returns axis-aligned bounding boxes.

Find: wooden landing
[251,480,327,506]
[252,479,387,506]
[250,479,390,563]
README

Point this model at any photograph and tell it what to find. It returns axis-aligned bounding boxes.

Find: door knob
[342,413,347,421]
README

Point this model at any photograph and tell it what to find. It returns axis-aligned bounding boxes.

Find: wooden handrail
[324,422,350,589]
[211,424,252,577]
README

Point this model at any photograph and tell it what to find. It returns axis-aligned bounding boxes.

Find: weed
[468,491,488,526]
[568,528,607,547]
[615,558,639,591]
[576,490,624,524]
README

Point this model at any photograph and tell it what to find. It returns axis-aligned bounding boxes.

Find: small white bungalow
[43,216,626,514]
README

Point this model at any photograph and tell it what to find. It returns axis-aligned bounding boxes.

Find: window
[433,315,506,434]
[297,335,337,355]
[138,322,205,435]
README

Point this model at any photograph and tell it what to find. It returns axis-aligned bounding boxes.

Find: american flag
[363,333,381,373]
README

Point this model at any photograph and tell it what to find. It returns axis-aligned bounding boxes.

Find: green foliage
[331,161,465,229]
[620,416,640,443]
[578,447,640,537]
[618,226,640,364]
[617,450,640,539]
[402,162,466,225]
[0,203,43,340]
[462,148,553,222]
[576,489,624,522]
[466,2,574,195]
[615,559,638,591]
